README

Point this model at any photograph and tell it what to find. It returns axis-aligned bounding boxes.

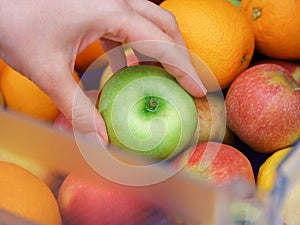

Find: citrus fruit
[257,147,300,225]
[0,58,6,105]
[0,161,61,225]
[75,40,107,72]
[0,58,6,72]
[0,91,4,106]
[240,0,300,59]
[160,0,255,91]
[0,66,81,122]
[257,147,292,192]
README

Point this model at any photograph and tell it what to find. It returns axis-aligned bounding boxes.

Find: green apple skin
[228,0,240,7]
[98,65,198,160]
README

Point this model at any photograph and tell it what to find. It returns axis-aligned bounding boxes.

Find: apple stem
[147,98,157,111]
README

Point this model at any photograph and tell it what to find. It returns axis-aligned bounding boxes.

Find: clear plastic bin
[2,107,297,225]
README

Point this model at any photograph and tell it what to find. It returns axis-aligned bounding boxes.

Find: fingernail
[97,127,109,147]
[190,68,207,96]
[94,109,109,146]
[194,78,207,96]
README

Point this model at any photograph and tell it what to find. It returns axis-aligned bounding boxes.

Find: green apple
[98,65,198,160]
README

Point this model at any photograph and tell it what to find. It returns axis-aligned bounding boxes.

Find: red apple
[255,59,300,85]
[194,93,235,145]
[172,142,255,188]
[225,63,300,153]
[57,173,152,225]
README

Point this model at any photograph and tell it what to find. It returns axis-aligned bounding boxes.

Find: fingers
[127,0,186,46]
[100,38,127,73]
[29,55,109,146]
[71,87,109,146]
[132,49,161,66]
[115,9,207,97]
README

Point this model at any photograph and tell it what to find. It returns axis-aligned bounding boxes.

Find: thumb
[69,86,109,146]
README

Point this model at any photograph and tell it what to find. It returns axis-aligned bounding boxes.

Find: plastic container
[2,107,299,224]
[0,108,256,224]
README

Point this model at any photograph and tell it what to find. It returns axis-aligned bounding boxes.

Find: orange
[0,66,81,122]
[160,0,255,91]
[0,58,6,94]
[0,161,61,225]
[0,91,4,106]
[240,0,300,59]
[0,58,6,73]
[75,40,107,72]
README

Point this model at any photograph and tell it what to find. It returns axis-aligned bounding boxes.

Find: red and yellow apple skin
[173,142,255,188]
[194,93,234,145]
[57,173,152,225]
[225,63,300,154]
[255,59,300,85]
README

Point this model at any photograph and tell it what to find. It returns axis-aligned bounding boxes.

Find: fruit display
[0,0,300,224]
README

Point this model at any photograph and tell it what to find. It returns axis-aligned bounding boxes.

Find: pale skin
[0,0,207,145]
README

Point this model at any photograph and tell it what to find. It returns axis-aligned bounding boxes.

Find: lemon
[257,147,292,192]
[257,147,300,225]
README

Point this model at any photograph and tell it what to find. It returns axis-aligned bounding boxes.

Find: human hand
[0,0,207,145]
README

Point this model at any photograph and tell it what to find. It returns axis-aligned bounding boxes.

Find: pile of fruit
[0,0,299,224]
